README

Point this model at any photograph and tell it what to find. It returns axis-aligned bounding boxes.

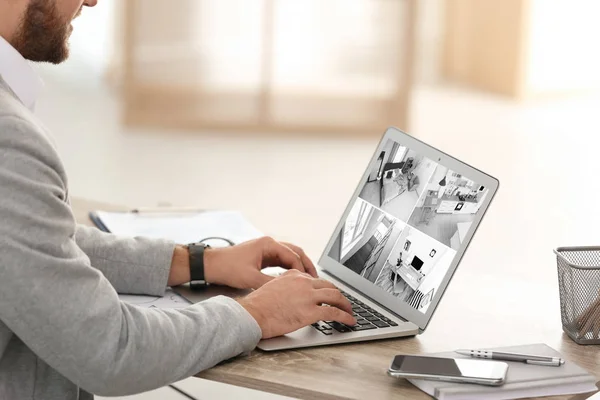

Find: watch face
[189,242,210,248]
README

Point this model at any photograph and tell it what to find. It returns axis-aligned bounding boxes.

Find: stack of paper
[92,210,263,245]
[407,344,597,400]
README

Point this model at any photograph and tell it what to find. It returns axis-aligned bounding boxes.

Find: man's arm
[74,225,190,295]
[0,116,261,396]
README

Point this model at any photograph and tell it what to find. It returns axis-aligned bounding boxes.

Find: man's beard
[13,0,72,64]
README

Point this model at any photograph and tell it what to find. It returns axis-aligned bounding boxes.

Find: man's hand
[202,237,318,289]
[237,270,356,339]
[167,237,317,289]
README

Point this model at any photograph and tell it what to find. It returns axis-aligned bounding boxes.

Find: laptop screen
[327,138,490,315]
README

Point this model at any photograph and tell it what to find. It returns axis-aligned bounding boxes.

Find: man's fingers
[282,242,318,278]
[310,279,338,291]
[319,306,356,326]
[314,288,353,314]
[263,238,307,274]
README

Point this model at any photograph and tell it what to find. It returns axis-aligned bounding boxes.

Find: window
[341,201,373,258]
[392,146,408,163]
[122,0,415,133]
[373,222,388,242]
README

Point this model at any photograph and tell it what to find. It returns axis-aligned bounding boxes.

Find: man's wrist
[167,245,191,286]
[237,297,266,338]
[202,248,217,284]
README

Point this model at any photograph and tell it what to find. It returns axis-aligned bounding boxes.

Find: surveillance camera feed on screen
[328,139,489,314]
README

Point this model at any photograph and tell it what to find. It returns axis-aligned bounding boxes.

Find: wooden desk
[73,198,600,400]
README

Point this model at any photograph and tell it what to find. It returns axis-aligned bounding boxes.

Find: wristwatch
[187,242,211,287]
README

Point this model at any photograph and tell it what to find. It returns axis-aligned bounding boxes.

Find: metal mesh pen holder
[555,246,600,345]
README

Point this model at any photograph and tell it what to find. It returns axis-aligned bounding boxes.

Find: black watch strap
[188,242,210,285]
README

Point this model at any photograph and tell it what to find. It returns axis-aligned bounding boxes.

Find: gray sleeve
[74,225,175,296]
[0,116,262,396]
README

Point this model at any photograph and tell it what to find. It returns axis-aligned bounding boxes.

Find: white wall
[418,248,455,296]
[386,234,406,269]
[414,0,445,84]
[63,0,116,78]
[411,157,437,197]
[388,227,447,277]
[414,0,600,94]
[61,0,449,87]
[406,228,447,276]
[415,164,445,207]
[525,0,600,94]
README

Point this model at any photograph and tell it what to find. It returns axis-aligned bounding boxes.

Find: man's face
[13,0,97,64]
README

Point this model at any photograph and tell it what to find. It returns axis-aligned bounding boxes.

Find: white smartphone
[387,355,508,386]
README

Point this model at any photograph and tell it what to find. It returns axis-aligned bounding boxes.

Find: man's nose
[84,0,98,7]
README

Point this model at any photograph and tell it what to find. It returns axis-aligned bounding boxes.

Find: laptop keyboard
[311,290,398,335]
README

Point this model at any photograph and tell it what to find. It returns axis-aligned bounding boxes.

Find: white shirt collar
[0,35,43,111]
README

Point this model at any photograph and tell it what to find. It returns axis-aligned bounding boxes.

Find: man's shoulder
[0,88,64,184]
[0,84,55,148]
[0,85,39,133]
[0,77,30,114]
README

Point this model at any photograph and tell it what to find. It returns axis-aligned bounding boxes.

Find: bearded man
[0,1,355,399]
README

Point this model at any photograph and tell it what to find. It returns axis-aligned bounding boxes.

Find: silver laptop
[176,127,499,351]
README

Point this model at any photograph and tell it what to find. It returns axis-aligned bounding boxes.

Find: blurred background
[34,0,600,398]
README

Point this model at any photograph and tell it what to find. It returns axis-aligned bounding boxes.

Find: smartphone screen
[390,355,507,381]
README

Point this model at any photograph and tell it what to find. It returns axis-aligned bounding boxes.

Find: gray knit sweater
[0,77,261,399]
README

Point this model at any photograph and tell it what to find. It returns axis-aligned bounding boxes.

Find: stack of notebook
[407,344,597,400]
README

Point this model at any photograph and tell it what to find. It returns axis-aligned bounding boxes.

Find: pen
[455,349,565,367]
[130,207,206,214]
